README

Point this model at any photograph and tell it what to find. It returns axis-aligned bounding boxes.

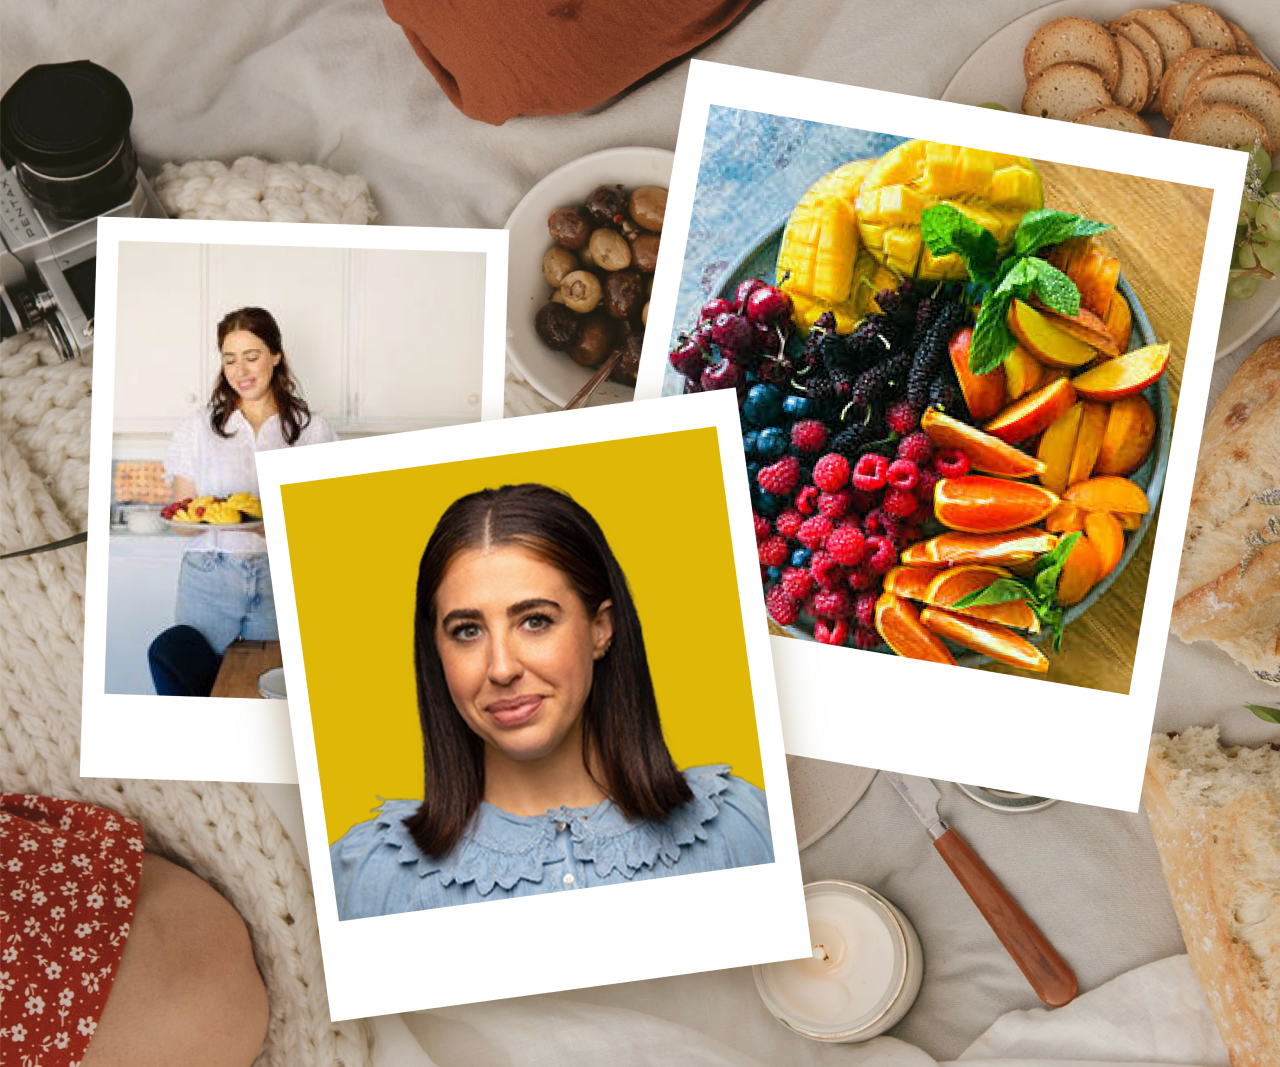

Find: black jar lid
[0,60,134,176]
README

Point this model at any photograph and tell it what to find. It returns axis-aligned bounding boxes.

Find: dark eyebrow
[439,598,561,629]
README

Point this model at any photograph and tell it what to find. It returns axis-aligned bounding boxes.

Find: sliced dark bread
[1024,17,1122,95]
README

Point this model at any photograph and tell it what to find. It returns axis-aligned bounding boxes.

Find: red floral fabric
[0,795,145,1066]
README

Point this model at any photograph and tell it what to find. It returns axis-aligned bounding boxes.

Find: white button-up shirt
[165,408,336,553]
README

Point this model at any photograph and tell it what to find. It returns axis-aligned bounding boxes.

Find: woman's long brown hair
[405,483,693,858]
[211,307,312,444]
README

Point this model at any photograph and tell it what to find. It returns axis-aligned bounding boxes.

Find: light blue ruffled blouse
[330,765,773,918]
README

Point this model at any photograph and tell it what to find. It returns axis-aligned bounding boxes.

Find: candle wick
[812,944,829,961]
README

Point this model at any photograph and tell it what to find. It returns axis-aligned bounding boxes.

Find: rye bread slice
[1185,74,1280,156]
[1159,46,1229,122]
[1107,18,1165,110]
[1170,100,1268,151]
[1227,20,1262,59]
[1120,8,1193,69]
[1024,17,1122,95]
[1166,3,1237,52]
[1072,104,1154,135]
[1023,63,1113,121]
[1110,33,1152,111]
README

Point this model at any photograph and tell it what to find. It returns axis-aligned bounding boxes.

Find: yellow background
[279,427,763,844]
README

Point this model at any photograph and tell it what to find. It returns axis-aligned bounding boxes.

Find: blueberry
[746,461,760,486]
[782,395,813,420]
[742,383,784,428]
[766,566,783,582]
[742,430,760,459]
[790,547,811,568]
[756,426,788,461]
[751,488,786,517]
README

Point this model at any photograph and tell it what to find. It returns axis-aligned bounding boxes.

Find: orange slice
[935,475,1060,533]
[923,565,1039,633]
[912,527,1059,567]
[919,607,1050,672]
[921,408,1045,479]
[874,593,956,665]
[883,564,944,601]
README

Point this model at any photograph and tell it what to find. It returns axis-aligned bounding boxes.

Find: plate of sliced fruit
[667,139,1172,676]
[161,493,264,529]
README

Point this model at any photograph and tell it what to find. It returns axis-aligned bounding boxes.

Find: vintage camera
[0,60,166,363]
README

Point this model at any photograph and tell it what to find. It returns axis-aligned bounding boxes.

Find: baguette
[1144,727,1280,1066]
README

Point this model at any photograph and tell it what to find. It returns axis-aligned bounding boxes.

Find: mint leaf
[1043,606,1066,653]
[1245,704,1280,724]
[952,577,1034,609]
[993,256,1040,300]
[1014,208,1112,257]
[921,204,1000,286]
[1029,259,1080,317]
[970,294,1017,374]
[1035,531,1080,575]
[1033,531,1081,604]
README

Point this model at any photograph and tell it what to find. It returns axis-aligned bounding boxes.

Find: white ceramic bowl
[504,146,674,407]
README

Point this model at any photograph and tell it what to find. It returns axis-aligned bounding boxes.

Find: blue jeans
[174,552,278,655]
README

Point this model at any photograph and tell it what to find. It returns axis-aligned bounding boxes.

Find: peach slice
[984,377,1078,444]
[1067,401,1109,487]
[1004,344,1044,401]
[1063,475,1150,514]
[1036,302,1121,357]
[1104,290,1131,352]
[922,407,1045,478]
[1045,501,1086,533]
[904,527,1059,567]
[1095,395,1155,476]
[919,607,1049,672]
[1083,511,1124,576]
[1047,237,1120,319]
[924,565,1039,632]
[1056,534,1102,606]
[1070,343,1170,402]
[1037,402,1083,494]
[934,475,1061,533]
[875,593,956,665]
[1008,299,1098,369]
[948,326,1006,422]
[883,564,943,601]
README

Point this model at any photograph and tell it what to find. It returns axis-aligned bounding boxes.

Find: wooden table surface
[210,639,284,700]
[768,161,1214,694]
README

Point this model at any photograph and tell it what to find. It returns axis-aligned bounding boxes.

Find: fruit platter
[161,492,264,528]
[667,139,1172,675]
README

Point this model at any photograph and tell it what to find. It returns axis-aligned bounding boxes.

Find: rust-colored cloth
[382,0,753,125]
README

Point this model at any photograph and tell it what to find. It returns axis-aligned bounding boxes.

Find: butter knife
[883,770,1078,1007]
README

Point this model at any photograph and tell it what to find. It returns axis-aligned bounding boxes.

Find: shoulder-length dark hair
[210,307,312,445]
[405,483,693,857]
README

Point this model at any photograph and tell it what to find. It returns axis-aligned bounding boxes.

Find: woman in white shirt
[148,307,335,696]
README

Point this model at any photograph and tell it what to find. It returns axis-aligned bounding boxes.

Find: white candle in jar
[754,881,922,1041]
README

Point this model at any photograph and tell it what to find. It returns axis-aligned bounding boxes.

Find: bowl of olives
[504,146,672,406]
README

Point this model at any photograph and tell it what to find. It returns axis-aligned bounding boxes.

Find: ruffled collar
[372,765,733,896]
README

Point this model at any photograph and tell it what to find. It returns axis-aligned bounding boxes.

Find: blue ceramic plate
[719,220,1170,668]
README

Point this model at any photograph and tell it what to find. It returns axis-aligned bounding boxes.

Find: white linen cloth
[164,408,335,552]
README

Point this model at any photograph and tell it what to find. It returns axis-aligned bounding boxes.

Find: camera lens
[0,60,139,225]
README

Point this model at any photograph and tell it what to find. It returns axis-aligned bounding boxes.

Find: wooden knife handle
[933,826,1078,1007]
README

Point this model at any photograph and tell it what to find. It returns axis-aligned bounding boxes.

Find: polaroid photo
[80,217,508,784]
[635,60,1244,811]
[253,387,807,1018]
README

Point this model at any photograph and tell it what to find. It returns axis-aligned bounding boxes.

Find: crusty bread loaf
[1184,74,1280,156]
[1143,727,1280,1066]
[1159,46,1228,122]
[1024,17,1122,94]
[1110,33,1152,111]
[1172,337,1280,685]
[1107,18,1165,109]
[1120,8,1193,69]
[1171,100,1268,150]
[1023,63,1113,121]
[1072,104,1154,134]
[1165,3,1237,52]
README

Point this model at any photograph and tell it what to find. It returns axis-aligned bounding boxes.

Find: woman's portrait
[330,484,774,917]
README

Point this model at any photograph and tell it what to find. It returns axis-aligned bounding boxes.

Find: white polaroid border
[81,217,509,784]
[254,387,808,1018]
[636,60,1244,812]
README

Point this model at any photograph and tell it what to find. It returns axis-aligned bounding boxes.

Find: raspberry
[916,468,941,502]
[846,566,875,592]
[814,618,850,646]
[797,515,834,550]
[758,455,801,496]
[863,508,903,545]
[853,592,877,630]
[827,525,867,566]
[775,509,803,539]
[794,484,821,516]
[933,448,970,478]
[765,585,801,626]
[850,626,881,650]
[864,535,896,575]
[851,453,889,491]
[812,589,853,618]
[809,550,845,591]
[789,419,828,453]
[753,513,771,542]
[895,431,934,466]
[758,535,789,567]
[848,487,879,514]
[883,487,918,518]
[817,490,852,520]
[886,458,919,490]
[885,396,919,436]
[812,453,851,493]
[781,566,813,600]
